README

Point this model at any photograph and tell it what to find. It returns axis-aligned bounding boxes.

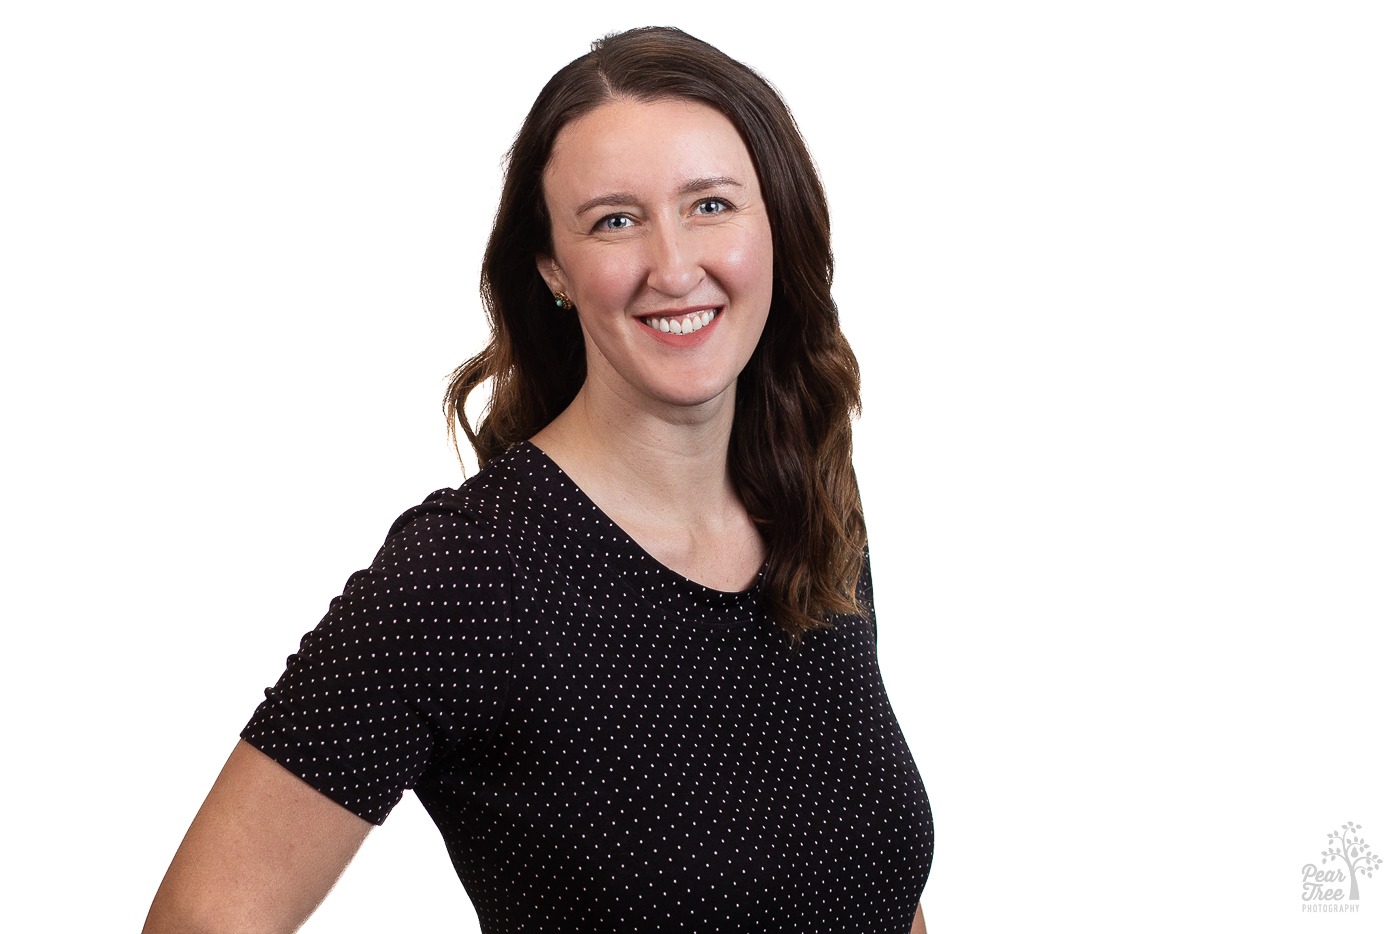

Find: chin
[645,379,737,412]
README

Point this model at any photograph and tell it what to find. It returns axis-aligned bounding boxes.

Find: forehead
[543,98,759,198]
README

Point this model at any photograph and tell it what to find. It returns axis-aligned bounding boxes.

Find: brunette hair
[444,26,865,640]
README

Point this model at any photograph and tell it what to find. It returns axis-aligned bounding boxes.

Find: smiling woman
[535,98,774,423]
[144,26,932,934]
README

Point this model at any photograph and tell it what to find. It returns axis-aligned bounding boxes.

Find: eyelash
[592,198,734,232]
[695,198,730,215]
[595,215,634,232]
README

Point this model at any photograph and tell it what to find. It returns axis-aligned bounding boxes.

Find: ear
[536,255,567,296]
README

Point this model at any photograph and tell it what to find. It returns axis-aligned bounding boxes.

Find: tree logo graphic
[1301,822,1384,902]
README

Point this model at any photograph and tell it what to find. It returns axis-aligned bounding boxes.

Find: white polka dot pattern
[243,442,934,932]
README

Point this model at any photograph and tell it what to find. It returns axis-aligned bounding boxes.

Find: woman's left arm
[911,901,927,934]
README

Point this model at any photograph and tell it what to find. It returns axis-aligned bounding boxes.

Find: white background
[2,2,1396,931]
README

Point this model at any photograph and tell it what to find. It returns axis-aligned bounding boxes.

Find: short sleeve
[241,491,513,824]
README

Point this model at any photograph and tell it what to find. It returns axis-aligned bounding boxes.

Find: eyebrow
[573,175,745,218]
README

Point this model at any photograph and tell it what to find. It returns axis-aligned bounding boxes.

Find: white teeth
[643,309,717,334]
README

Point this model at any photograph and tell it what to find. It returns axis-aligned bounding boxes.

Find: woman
[145,27,933,933]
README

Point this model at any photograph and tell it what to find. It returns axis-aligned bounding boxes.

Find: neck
[532,373,766,593]
[531,377,739,528]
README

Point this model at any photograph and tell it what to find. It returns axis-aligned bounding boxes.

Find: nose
[645,220,704,297]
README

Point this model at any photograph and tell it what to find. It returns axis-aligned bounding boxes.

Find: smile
[641,309,718,335]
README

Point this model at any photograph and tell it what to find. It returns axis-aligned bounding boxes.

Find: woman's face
[537,97,773,416]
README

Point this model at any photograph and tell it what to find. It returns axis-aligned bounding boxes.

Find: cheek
[570,249,645,305]
[720,232,774,303]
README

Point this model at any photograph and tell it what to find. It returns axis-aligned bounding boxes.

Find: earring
[553,291,573,311]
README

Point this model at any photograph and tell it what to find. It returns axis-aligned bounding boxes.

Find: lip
[636,306,723,348]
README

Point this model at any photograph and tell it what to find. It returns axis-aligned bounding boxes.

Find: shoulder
[390,442,556,538]
[379,442,548,560]
[299,452,552,648]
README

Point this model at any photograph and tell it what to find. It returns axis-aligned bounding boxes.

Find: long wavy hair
[444,26,865,640]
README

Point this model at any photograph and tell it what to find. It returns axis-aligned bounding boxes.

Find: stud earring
[553,291,573,311]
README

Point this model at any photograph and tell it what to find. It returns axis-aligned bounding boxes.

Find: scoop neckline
[514,440,766,603]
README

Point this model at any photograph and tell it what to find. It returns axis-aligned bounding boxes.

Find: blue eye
[596,214,634,231]
[696,199,728,215]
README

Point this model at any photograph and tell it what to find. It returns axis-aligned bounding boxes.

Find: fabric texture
[243,441,933,932]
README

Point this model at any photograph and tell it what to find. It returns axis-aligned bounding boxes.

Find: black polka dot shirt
[243,442,933,932]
